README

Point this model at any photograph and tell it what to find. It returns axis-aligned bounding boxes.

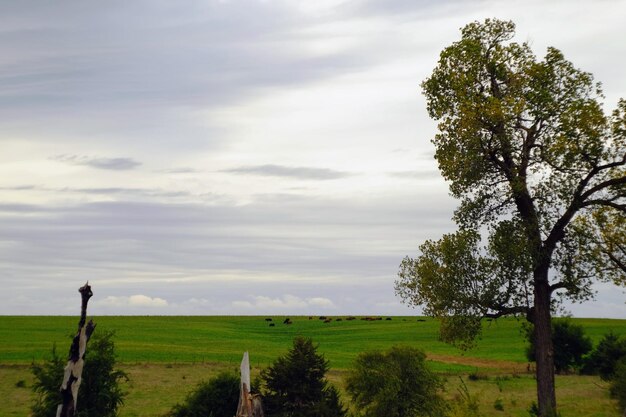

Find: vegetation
[346,345,446,417]
[525,319,592,374]
[610,359,626,415]
[583,332,626,379]
[165,372,239,417]
[30,330,128,417]
[260,336,346,417]
[31,344,65,417]
[396,18,626,416]
[1,317,625,416]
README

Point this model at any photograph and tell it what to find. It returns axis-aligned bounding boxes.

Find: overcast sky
[1,0,625,317]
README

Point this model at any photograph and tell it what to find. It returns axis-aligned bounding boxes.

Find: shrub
[260,336,346,417]
[525,319,592,374]
[448,378,479,417]
[31,344,68,417]
[166,372,240,417]
[31,330,128,417]
[610,358,626,415]
[346,345,446,417]
[582,332,626,379]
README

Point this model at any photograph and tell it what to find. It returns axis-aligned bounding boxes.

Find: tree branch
[484,305,530,319]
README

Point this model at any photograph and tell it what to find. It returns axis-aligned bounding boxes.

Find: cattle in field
[323,318,332,323]
[283,318,292,325]
[269,323,275,327]
[265,318,273,322]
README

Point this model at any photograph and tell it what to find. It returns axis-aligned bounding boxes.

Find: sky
[1,0,625,317]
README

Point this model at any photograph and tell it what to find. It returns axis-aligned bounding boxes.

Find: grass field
[1,315,625,416]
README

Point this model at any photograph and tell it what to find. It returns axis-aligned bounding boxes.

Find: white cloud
[96,294,168,308]
[232,294,336,312]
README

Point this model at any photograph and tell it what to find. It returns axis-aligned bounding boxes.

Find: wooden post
[236,352,264,417]
[57,282,96,417]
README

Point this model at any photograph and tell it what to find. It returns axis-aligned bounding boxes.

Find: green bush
[525,319,592,374]
[165,372,240,417]
[582,332,626,379]
[31,344,65,417]
[610,358,626,415]
[31,330,128,417]
[345,345,446,417]
[260,336,346,417]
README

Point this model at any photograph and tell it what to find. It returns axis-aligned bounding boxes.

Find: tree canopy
[396,18,625,416]
[345,345,446,417]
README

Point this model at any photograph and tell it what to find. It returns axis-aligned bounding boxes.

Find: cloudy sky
[1,0,625,317]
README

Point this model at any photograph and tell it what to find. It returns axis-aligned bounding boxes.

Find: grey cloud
[0,184,223,203]
[159,167,202,174]
[0,193,456,299]
[223,164,353,180]
[51,154,141,170]
[387,170,440,179]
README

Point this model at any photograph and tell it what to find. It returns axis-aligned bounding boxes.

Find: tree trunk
[534,269,556,417]
[57,282,96,417]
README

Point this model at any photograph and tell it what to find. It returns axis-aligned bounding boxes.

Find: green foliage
[448,378,480,417]
[165,372,240,417]
[31,344,65,417]
[260,336,346,417]
[493,398,504,411]
[30,330,128,417]
[525,320,592,374]
[582,331,626,379]
[345,345,446,417]
[610,358,626,415]
[396,17,626,345]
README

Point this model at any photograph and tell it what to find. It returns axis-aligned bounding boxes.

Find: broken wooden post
[57,282,96,417]
[236,351,264,417]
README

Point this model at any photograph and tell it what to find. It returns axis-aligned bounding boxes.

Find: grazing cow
[336,318,342,321]
[269,323,275,327]
[283,318,291,324]
[265,318,273,322]
[319,316,327,320]
[346,316,356,321]
[385,317,392,321]
[323,318,332,323]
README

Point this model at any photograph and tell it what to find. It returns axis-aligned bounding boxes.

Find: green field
[1,315,625,416]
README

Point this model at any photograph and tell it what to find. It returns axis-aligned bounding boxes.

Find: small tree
[77,330,128,417]
[166,372,240,417]
[31,331,128,417]
[260,336,346,417]
[345,345,446,417]
[582,332,626,379]
[525,319,592,374]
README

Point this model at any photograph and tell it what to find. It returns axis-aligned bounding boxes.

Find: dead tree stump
[56,282,96,417]
[236,352,264,417]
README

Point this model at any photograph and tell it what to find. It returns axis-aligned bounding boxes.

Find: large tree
[395,19,625,416]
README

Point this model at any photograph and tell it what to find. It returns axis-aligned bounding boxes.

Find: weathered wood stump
[236,352,264,417]
[56,282,96,417]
